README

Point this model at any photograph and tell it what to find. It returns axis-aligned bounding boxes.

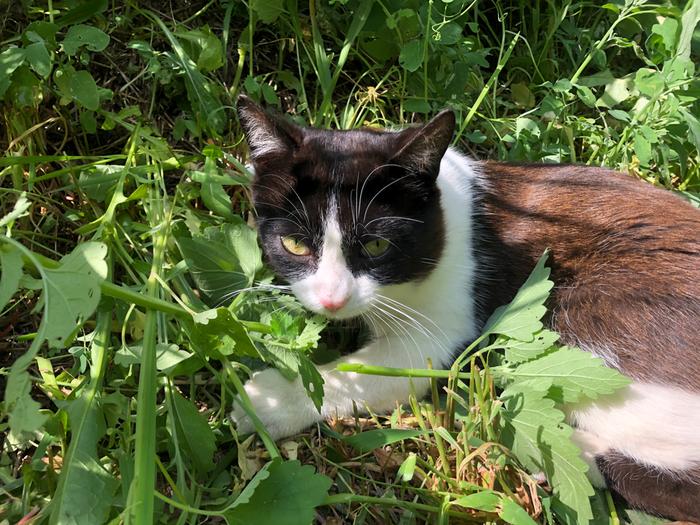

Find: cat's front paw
[231,368,320,440]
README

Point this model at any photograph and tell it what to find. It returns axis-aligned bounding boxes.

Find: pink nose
[319,296,349,312]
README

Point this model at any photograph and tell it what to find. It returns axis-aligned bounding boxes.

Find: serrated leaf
[498,346,631,403]
[62,24,110,55]
[224,460,332,525]
[190,307,259,358]
[170,389,216,473]
[343,428,427,453]
[500,388,594,525]
[42,242,108,347]
[0,244,23,312]
[483,252,552,340]
[496,329,559,364]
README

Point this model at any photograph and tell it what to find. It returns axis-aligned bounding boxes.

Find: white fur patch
[235,148,482,439]
[291,198,376,318]
[568,381,700,473]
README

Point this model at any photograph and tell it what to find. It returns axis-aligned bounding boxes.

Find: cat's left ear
[391,108,455,177]
[237,95,303,160]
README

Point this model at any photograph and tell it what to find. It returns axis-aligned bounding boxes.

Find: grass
[1,1,698,524]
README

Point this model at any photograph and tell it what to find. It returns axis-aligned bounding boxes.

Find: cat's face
[238,97,455,320]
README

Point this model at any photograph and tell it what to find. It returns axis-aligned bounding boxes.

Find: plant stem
[336,363,471,380]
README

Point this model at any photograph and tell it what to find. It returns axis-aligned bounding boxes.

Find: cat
[232,95,700,521]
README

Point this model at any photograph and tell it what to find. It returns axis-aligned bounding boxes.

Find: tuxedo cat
[232,96,700,521]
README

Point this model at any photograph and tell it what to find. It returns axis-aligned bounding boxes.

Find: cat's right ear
[237,95,303,160]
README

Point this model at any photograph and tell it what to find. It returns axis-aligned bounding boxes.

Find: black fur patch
[238,96,452,287]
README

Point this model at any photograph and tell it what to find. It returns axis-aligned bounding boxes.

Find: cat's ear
[237,95,303,160]
[391,108,455,176]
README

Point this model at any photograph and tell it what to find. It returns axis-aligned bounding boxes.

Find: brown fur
[476,162,700,390]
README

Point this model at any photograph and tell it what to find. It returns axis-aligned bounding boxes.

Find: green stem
[336,363,471,380]
[19,251,274,334]
[456,33,519,140]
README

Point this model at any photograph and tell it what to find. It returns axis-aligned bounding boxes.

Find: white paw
[231,368,320,440]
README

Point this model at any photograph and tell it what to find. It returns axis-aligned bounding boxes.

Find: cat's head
[238,96,455,320]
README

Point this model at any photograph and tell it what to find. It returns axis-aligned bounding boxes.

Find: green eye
[362,238,390,257]
[281,236,311,256]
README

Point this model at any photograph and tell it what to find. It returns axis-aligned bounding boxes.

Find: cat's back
[474,161,700,387]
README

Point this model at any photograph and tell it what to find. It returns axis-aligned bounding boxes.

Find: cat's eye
[362,238,390,258]
[280,235,311,256]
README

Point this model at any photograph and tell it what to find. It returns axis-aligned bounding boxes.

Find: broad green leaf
[49,452,117,525]
[500,497,539,525]
[483,252,552,340]
[575,85,596,107]
[190,307,259,358]
[595,78,631,108]
[678,0,700,58]
[223,460,332,525]
[343,428,427,453]
[50,394,118,524]
[114,343,193,371]
[176,26,224,72]
[221,222,263,283]
[176,233,248,303]
[251,0,286,24]
[25,41,51,77]
[495,329,559,364]
[42,242,108,347]
[62,24,110,55]
[634,69,664,98]
[500,388,593,525]
[397,452,417,482]
[0,244,23,312]
[0,46,26,98]
[70,70,100,110]
[8,390,47,434]
[198,153,237,219]
[170,389,216,473]
[148,12,225,135]
[498,346,630,403]
[399,40,423,72]
[451,490,500,511]
[607,109,630,122]
[633,134,652,166]
[55,0,108,27]
[651,18,679,55]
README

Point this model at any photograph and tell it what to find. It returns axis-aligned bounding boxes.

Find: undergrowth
[1,1,698,524]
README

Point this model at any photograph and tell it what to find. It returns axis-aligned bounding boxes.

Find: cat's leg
[568,381,700,521]
[232,333,447,439]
